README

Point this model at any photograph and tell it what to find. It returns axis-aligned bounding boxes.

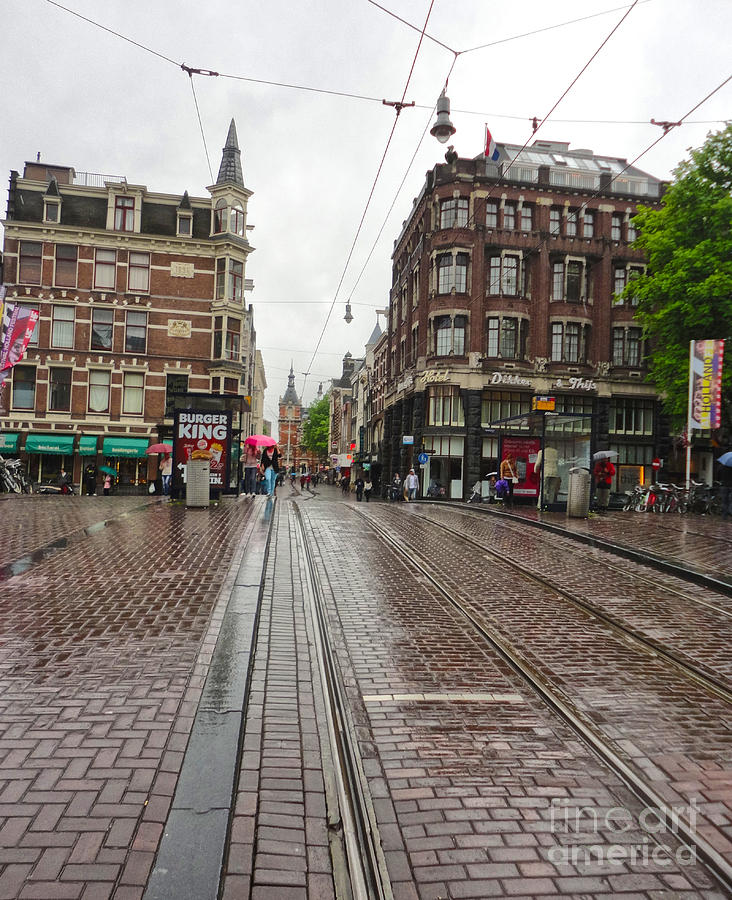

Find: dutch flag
[485,125,500,162]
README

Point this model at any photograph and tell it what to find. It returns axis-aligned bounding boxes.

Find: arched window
[214,199,227,234]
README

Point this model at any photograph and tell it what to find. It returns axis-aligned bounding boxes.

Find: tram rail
[348,503,732,894]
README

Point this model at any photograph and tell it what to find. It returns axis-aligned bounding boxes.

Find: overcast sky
[2,0,730,433]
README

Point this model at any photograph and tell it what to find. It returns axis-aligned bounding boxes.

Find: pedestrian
[355,475,364,501]
[103,472,113,496]
[499,453,517,507]
[535,446,560,508]
[364,476,372,502]
[341,475,350,494]
[159,453,172,496]
[593,457,616,511]
[717,461,732,519]
[58,468,73,495]
[260,444,279,497]
[405,468,419,501]
[243,443,259,496]
[391,472,402,502]
[83,461,97,496]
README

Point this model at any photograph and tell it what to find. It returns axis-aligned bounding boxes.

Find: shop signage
[403,435,414,445]
[532,395,556,411]
[397,374,414,391]
[420,369,450,384]
[552,376,597,392]
[490,371,532,387]
[173,408,232,489]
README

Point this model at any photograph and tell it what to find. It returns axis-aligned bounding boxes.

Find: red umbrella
[244,435,277,448]
[147,443,173,454]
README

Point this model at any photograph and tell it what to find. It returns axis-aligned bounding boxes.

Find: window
[627,217,637,241]
[51,306,74,348]
[214,199,227,233]
[177,213,192,237]
[551,321,589,363]
[436,252,468,294]
[128,252,150,293]
[412,267,419,307]
[410,324,419,365]
[125,311,147,353]
[486,201,498,228]
[229,260,243,301]
[487,255,522,296]
[433,315,466,356]
[225,318,240,361]
[503,203,515,230]
[216,259,226,300]
[114,196,134,231]
[566,261,582,302]
[487,317,499,357]
[552,262,564,301]
[94,249,116,290]
[501,318,518,359]
[214,317,223,358]
[552,259,585,302]
[427,385,464,426]
[12,365,35,409]
[44,200,60,223]
[440,197,468,229]
[91,308,114,351]
[609,397,653,435]
[231,204,245,235]
[122,371,144,415]
[583,211,594,238]
[165,373,189,418]
[48,367,72,411]
[481,390,531,427]
[55,244,77,288]
[549,208,561,235]
[611,214,622,241]
[566,210,578,236]
[19,241,42,284]
[89,370,110,413]
[612,326,643,367]
[520,205,532,232]
[613,266,626,304]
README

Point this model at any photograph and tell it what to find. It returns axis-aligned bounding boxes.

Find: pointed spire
[281,362,301,405]
[216,118,244,187]
[178,190,192,210]
[44,177,60,197]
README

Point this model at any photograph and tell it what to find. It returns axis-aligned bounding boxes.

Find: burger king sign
[173,408,233,488]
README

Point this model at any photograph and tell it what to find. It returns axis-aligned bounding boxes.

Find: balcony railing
[73,171,126,187]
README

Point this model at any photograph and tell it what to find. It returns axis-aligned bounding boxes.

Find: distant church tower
[278,364,302,471]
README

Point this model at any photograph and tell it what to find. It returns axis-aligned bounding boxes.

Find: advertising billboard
[173,409,232,489]
[501,436,541,497]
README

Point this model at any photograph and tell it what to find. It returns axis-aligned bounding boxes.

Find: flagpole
[685,340,693,489]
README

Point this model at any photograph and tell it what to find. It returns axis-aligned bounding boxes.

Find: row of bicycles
[623,479,726,515]
[0,456,33,494]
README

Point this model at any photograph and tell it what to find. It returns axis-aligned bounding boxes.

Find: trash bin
[186,458,210,508]
[566,466,591,518]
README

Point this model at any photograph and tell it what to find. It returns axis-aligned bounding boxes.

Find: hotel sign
[490,371,532,387]
[552,376,597,392]
[420,369,450,384]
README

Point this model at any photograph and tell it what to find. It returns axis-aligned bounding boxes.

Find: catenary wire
[299,0,437,400]
[188,76,214,183]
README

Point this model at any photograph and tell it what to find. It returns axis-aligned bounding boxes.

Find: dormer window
[214,199,227,234]
[177,212,192,237]
[44,199,60,223]
[114,196,135,231]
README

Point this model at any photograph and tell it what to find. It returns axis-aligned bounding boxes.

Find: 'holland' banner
[0,303,40,382]
[688,339,725,430]
[484,125,500,162]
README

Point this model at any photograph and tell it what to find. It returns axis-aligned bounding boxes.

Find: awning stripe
[102,437,149,458]
[0,432,20,453]
[25,434,75,455]
[78,436,99,456]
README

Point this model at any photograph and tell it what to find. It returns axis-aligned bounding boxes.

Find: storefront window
[427,386,464,426]
[481,390,530,427]
[609,398,654,435]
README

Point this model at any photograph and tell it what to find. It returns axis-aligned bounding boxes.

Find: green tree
[301,395,330,458]
[626,124,732,430]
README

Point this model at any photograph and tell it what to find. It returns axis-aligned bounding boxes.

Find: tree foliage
[626,124,732,430]
[300,395,330,457]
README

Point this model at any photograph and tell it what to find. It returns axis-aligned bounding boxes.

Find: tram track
[348,503,732,894]
[293,503,392,900]
[412,506,732,700]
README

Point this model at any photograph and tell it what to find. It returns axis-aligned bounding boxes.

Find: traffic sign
[417,452,429,464]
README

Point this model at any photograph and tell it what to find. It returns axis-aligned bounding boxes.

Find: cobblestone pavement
[300,497,728,898]
[0,495,259,899]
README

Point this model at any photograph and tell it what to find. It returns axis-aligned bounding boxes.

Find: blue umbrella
[717,452,732,467]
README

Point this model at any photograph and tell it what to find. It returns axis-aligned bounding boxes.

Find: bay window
[551,257,586,302]
[214,199,227,233]
[487,254,522,297]
[225,318,241,361]
[436,252,469,294]
[229,260,243,301]
[612,326,643,367]
[486,316,528,360]
[551,321,590,363]
[433,314,467,356]
[440,197,468,229]
[231,204,245,235]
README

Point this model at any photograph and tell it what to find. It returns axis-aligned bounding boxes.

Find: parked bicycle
[0,456,31,493]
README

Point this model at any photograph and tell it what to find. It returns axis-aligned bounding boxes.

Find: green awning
[0,432,20,453]
[25,433,75,455]
[102,437,149,458]
[78,435,99,456]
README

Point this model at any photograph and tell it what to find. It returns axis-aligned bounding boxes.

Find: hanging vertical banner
[688,339,725,430]
[0,304,39,371]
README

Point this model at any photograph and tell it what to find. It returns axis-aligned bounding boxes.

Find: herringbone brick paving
[0,496,258,899]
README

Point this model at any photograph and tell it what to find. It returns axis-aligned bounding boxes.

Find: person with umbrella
[242,440,260,496]
[592,450,617,511]
[146,443,173,498]
[258,440,279,497]
[99,465,116,496]
[716,452,732,520]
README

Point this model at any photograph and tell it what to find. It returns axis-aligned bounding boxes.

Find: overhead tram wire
[298,0,438,403]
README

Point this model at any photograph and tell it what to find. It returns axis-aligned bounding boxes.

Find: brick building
[381,140,667,501]
[0,119,258,491]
